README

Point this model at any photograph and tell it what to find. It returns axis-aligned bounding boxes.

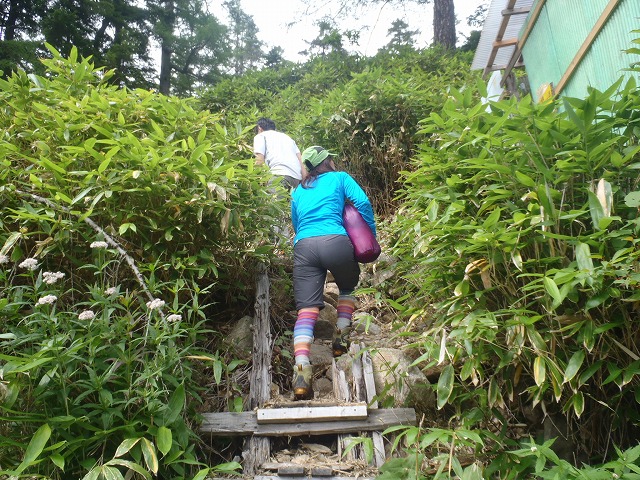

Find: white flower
[90,241,109,249]
[167,314,181,323]
[19,258,39,271]
[37,294,58,306]
[78,310,95,320]
[146,298,165,310]
[43,271,65,285]
[0,255,8,264]
[104,287,117,295]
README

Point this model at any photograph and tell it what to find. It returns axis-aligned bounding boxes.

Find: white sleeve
[253,133,266,155]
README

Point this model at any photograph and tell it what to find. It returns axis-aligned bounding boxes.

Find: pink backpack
[343,203,381,263]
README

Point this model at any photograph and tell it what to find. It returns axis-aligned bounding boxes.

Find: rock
[319,302,337,322]
[370,347,434,409]
[224,315,253,357]
[302,443,333,454]
[315,319,335,340]
[323,283,339,307]
[310,342,334,367]
[315,377,334,396]
[371,267,394,286]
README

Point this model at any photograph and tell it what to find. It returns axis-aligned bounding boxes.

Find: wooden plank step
[277,464,305,475]
[263,462,340,472]
[200,407,417,437]
[257,405,368,424]
[254,477,375,480]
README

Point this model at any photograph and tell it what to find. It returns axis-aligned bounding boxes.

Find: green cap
[301,146,336,170]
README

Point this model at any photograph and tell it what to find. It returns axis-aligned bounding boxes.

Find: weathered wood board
[256,405,368,424]
[200,408,417,437]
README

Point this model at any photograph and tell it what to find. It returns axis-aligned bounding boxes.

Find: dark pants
[293,235,360,310]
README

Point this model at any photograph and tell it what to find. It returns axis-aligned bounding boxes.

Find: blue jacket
[291,171,376,245]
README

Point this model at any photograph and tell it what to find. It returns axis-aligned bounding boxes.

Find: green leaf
[488,377,502,408]
[81,468,101,480]
[543,277,563,309]
[578,360,601,386]
[515,171,537,188]
[105,459,151,480]
[140,438,158,474]
[588,191,605,231]
[0,231,22,256]
[533,356,546,386]
[575,242,594,272]
[98,156,112,174]
[625,191,640,208]
[102,465,125,480]
[211,461,242,474]
[213,358,223,384]
[16,423,51,474]
[55,191,73,204]
[114,437,140,458]
[163,383,185,425]
[190,143,209,162]
[563,351,585,384]
[483,208,501,228]
[156,426,172,456]
[118,222,136,235]
[437,364,455,410]
[50,453,65,470]
[572,392,585,418]
[191,469,211,480]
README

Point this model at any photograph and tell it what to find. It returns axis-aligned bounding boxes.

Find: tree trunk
[3,0,22,40]
[158,0,175,95]
[433,0,456,49]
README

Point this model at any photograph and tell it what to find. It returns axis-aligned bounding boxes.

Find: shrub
[0,44,282,478]
[388,74,640,469]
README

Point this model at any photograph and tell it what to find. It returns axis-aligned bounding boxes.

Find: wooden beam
[554,0,622,96]
[256,405,368,424]
[254,477,375,480]
[492,38,518,48]
[200,408,417,437]
[501,7,530,16]
[483,0,518,77]
[501,0,548,86]
[362,349,386,468]
[243,263,272,475]
[486,61,525,72]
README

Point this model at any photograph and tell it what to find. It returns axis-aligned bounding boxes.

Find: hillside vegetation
[3,39,640,479]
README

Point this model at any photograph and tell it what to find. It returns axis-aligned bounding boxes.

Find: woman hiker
[289,145,377,400]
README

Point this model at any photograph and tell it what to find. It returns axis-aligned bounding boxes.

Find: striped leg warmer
[336,295,355,331]
[293,307,319,366]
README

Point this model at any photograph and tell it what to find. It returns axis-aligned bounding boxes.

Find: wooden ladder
[200,264,416,479]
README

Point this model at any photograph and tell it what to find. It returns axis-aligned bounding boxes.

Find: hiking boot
[332,327,351,357]
[292,364,313,400]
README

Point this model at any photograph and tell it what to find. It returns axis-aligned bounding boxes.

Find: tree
[0,0,46,41]
[303,19,347,57]
[147,0,229,95]
[0,0,47,74]
[300,0,457,50]
[264,46,285,68]
[224,0,263,75]
[432,0,455,49]
[383,18,419,54]
[1,0,154,87]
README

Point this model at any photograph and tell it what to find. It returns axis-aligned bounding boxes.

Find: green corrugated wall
[522,0,640,100]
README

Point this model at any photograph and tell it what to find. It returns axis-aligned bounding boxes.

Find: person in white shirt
[253,117,305,189]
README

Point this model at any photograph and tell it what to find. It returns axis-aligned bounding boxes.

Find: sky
[239,0,485,62]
